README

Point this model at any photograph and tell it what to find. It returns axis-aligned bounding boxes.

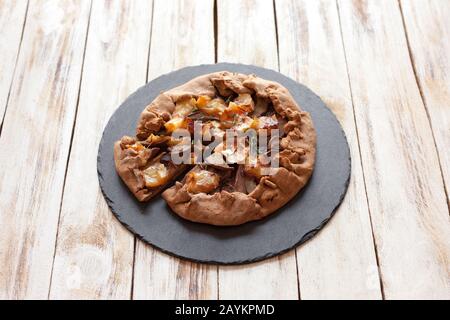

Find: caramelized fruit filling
[137,90,282,193]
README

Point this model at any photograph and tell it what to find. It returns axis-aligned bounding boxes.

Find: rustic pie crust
[113,71,316,226]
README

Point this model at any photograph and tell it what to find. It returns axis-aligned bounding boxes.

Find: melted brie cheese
[143,163,169,188]
[186,170,220,194]
[173,97,196,118]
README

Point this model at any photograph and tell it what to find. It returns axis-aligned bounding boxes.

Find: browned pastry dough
[114,71,316,225]
[113,136,186,201]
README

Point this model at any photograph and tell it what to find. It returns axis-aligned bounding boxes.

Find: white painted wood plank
[400,0,450,203]
[337,0,450,299]
[275,0,382,299]
[0,0,28,125]
[48,0,153,299]
[217,0,278,68]
[217,0,299,300]
[132,0,218,300]
[0,0,91,299]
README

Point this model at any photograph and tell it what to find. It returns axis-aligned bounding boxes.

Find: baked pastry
[114,71,316,225]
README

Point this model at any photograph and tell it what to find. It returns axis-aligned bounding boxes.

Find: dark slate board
[97,63,351,264]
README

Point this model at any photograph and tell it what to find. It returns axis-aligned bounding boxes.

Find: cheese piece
[197,97,227,116]
[186,170,220,194]
[173,97,196,118]
[257,115,278,130]
[233,93,254,112]
[143,162,169,188]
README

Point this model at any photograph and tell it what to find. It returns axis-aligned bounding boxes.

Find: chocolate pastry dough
[114,71,316,225]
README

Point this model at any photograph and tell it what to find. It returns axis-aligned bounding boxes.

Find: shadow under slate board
[97,63,351,264]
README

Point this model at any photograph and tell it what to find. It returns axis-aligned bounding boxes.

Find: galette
[114,71,316,226]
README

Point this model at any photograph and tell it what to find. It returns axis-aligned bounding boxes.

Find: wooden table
[0,0,448,300]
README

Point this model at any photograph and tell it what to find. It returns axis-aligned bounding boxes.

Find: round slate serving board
[97,63,351,264]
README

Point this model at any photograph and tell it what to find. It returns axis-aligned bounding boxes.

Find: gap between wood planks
[334,0,386,299]
[273,0,281,73]
[0,0,29,136]
[46,0,94,299]
[397,0,450,214]
[213,0,218,64]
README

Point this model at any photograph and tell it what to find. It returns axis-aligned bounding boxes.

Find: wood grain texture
[217,0,299,300]
[132,0,217,300]
[337,0,450,299]
[400,0,450,204]
[0,0,28,126]
[275,0,382,299]
[0,0,447,300]
[48,0,152,299]
[0,0,91,299]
